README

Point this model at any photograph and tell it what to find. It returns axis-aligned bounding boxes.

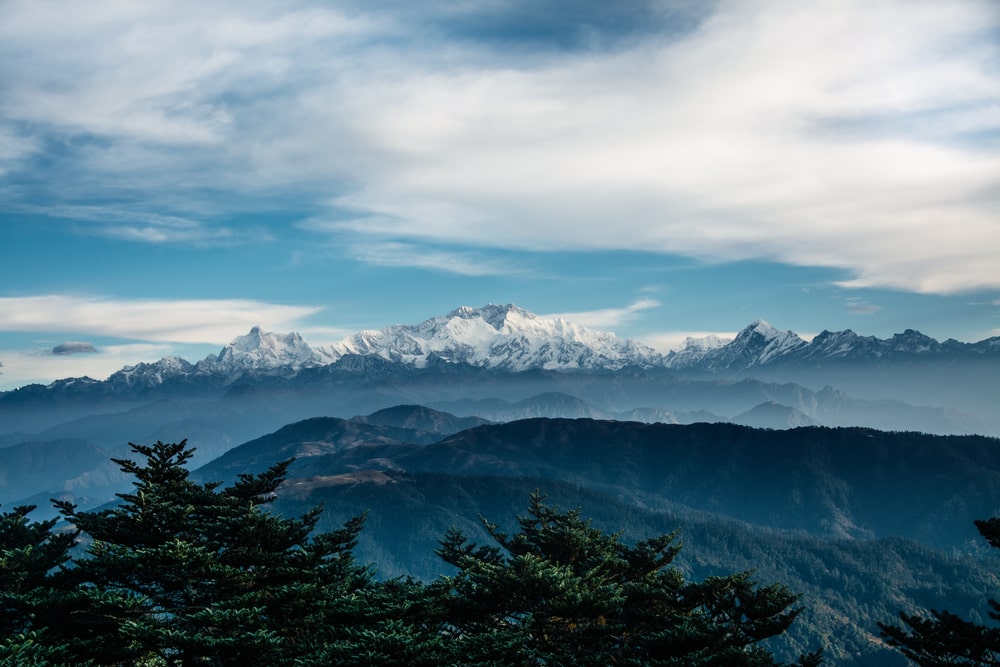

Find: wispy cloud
[36,205,265,246]
[328,0,1000,293]
[1,0,997,291]
[0,295,323,344]
[846,298,882,315]
[546,298,661,330]
[349,241,528,277]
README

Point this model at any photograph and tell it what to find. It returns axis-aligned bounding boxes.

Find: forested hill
[198,418,1000,552]
[191,414,1000,664]
[274,471,998,667]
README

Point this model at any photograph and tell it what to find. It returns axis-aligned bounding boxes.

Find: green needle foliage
[0,504,79,665]
[0,441,822,666]
[435,491,823,666]
[49,440,372,666]
[880,518,1000,666]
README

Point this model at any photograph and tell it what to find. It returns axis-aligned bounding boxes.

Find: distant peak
[749,319,776,332]
[231,326,265,346]
[736,320,806,342]
[447,303,536,330]
[736,320,781,339]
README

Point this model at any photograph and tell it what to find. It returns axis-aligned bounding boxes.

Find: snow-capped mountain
[3,305,998,440]
[107,356,196,390]
[84,305,664,391]
[325,304,665,371]
[104,328,336,390]
[199,326,335,377]
[9,305,1000,396]
[665,320,807,372]
[662,334,731,368]
[664,320,1000,374]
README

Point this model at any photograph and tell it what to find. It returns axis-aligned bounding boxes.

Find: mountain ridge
[2,304,997,440]
[664,320,1000,373]
[7,304,997,396]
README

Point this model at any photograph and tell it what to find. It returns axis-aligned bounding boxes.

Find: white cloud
[35,205,257,245]
[0,295,329,388]
[0,295,323,344]
[845,299,882,315]
[323,0,1000,293]
[0,2,377,146]
[348,241,528,277]
[1,0,998,292]
[545,299,661,330]
[0,342,181,389]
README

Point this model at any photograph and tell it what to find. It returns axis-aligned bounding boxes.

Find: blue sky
[1,0,998,390]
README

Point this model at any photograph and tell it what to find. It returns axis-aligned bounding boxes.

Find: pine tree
[0,504,79,665]
[880,518,1000,666]
[48,440,372,666]
[435,491,822,666]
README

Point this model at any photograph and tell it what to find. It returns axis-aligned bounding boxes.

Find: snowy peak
[107,356,195,390]
[743,319,778,336]
[677,320,807,372]
[735,320,801,344]
[666,321,1000,373]
[25,307,1000,394]
[447,303,535,331]
[201,327,334,377]
[735,320,808,361]
[664,334,731,368]
[329,304,663,371]
[888,329,941,354]
[799,329,881,360]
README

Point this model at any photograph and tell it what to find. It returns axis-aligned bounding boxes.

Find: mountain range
[5,303,997,403]
[666,319,1000,371]
[1,303,998,511]
[140,306,1000,380]
[2,305,999,665]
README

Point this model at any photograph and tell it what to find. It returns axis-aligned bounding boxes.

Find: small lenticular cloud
[847,302,881,315]
[52,341,99,355]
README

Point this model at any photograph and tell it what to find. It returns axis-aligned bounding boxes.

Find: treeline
[3,440,823,666]
[0,441,996,666]
[279,471,1000,665]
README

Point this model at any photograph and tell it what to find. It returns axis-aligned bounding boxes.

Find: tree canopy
[880,518,1000,666]
[0,440,820,666]
[436,491,822,667]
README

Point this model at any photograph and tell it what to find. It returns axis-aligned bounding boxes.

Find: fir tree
[435,491,822,666]
[880,518,1000,665]
[49,440,372,666]
[0,504,79,665]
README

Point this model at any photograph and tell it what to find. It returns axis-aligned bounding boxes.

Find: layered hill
[189,413,1000,666]
[1,304,997,514]
[199,415,1000,551]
